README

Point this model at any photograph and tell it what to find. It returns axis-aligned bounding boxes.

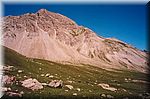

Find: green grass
[2,47,149,99]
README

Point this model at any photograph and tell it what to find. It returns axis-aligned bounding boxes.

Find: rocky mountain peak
[37,8,49,13]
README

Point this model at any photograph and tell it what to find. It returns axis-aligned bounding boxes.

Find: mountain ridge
[2,9,149,73]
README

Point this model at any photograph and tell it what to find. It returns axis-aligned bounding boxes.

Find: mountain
[2,9,149,73]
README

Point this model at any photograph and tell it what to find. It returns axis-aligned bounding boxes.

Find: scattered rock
[18,70,23,73]
[67,78,69,80]
[48,80,63,88]
[65,85,73,90]
[117,84,120,86]
[106,94,114,98]
[76,88,80,91]
[6,92,22,97]
[41,83,48,86]
[67,80,73,83]
[124,78,149,84]
[89,90,92,92]
[122,89,127,92]
[21,78,43,90]
[39,68,42,70]
[124,78,131,82]
[20,91,24,95]
[1,87,11,92]
[15,81,19,85]
[73,93,77,96]
[132,80,149,84]
[3,65,14,71]
[65,90,68,92]
[45,73,50,77]
[2,75,16,85]
[139,93,150,99]
[138,94,142,97]
[40,74,45,77]
[125,78,128,81]
[90,84,94,86]
[49,75,54,78]
[98,83,117,91]
[101,94,106,97]
[55,74,58,76]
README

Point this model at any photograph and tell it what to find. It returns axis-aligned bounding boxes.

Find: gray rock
[76,88,80,91]
[73,93,77,96]
[48,80,63,88]
[6,92,22,97]
[65,85,73,90]
[101,94,106,97]
[18,70,23,73]
[2,75,16,85]
[21,78,43,90]
[1,87,11,92]
[98,83,117,91]
[41,83,48,86]
[3,65,14,71]
[106,94,114,98]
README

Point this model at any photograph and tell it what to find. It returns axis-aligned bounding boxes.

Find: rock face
[2,9,149,73]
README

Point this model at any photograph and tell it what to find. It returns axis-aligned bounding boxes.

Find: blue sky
[3,4,148,50]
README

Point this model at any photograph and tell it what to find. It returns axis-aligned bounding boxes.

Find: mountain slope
[3,46,149,98]
[2,9,149,73]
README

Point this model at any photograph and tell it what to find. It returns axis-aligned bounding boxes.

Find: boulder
[6,92,22,97]
[20,91,24,95]
[67,80,73,83]
[2,75,16,85]
[3,65,14,71]
[49,75,54,78]
[101,94,106,97]
[98,83,117,91]
[65,85,73,90]
[40,74,45,77]
[41,83,48,86]
[21,78,43,90]
[18,70,23,73]
[106,94,114,98]
[73,93,77,96]
[45,73,50,77]
[1,87,11,92]
[76,88,80,91]
[48,80,63,88]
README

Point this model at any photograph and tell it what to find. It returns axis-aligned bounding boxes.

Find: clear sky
[3,3,148,50]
